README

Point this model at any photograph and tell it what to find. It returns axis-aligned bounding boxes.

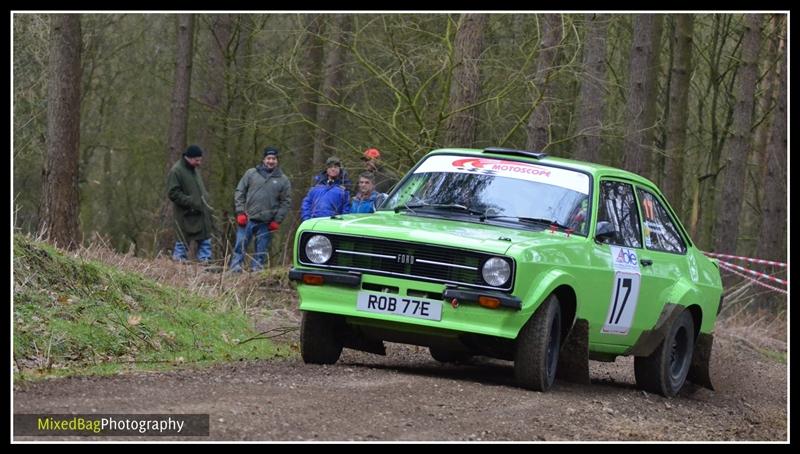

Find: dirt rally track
[14,328,787,442]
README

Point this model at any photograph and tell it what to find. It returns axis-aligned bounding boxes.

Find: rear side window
[636,188,687,254]
[598,180,642,248]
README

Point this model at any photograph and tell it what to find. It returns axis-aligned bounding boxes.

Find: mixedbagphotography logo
[14,414,210,437]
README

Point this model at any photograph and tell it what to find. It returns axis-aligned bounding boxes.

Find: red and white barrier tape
[717,259,788,285]
[718,261,788,295]
[702,251,787,268]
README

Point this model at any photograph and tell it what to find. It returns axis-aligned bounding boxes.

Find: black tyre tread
[514,295,561,391]
[300,311,343,365]
[634,310,695,397]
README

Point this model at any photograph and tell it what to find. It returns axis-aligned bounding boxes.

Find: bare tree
[573,13,609,163]
[39,14,82,249]
[284,14,324,260]
[756,19,786,261]
[166,14,195,167]
[622,14,663,176]
[754,14,783,189]
[713,14,763,254]
[159,14,195,251]
[441,14,487,147]
[295,14,323,173]
[197,14,233,191]
[661,15,694,217]
[312,14,349,169]
[526,14,563,151]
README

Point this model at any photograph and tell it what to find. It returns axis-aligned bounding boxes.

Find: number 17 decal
[602,271,641,335]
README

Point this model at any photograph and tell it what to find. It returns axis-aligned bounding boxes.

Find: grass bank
[13,235,292,380]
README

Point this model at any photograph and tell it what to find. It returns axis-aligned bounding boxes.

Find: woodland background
[12,12,787,267]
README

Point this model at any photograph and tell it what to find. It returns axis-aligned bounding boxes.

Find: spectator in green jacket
[167,145,213,263]
[229,147,292,272]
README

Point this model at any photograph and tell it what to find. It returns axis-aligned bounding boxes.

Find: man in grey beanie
[229,146,292,272]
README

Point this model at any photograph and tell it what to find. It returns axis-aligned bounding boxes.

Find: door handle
[641,259,653,267]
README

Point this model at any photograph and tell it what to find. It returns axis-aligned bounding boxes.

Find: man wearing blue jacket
[300,156,351,221]
[351,172,387,214]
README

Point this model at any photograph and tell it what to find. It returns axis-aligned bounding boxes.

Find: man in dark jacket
[229,146,292,272]
[300,156,351,221]
[167,145,213,263]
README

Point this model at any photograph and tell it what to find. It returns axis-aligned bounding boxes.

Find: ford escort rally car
[289,147,723,397]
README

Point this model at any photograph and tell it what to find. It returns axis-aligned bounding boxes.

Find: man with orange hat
[360,147,397,194]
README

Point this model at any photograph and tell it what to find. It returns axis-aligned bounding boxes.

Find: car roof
[427,148,661,191]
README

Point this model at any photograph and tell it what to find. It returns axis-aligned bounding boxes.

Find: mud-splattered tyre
[429,346,472,363]
[634,310,695,397]
[514,295,562,391]
[300,311,343,365]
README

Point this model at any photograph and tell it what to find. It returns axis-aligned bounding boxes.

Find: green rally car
[289,147,723,397]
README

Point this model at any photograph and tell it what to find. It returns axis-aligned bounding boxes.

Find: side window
[597,181,642,248]
[636,188,687,254]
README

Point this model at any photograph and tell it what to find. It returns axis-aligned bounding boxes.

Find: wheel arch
[516,269,580,339]
[552,284,577,342]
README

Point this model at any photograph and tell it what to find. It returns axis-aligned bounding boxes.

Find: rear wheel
[300,311,343,365]
[634,310,695,397]
[514,295,562,391]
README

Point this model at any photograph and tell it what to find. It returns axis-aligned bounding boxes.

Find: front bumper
[290,267,527,339]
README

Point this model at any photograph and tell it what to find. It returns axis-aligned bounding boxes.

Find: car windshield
[381,155,591,235]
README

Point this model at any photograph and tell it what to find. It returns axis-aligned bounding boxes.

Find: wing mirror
[595,221,617,243]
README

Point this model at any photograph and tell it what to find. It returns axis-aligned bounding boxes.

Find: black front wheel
[634,310,695,397]
[514,295,562,391]
[300,311,344,365]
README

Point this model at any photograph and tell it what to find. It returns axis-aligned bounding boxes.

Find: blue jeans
[229,221,271,272]
[173,239,212,262]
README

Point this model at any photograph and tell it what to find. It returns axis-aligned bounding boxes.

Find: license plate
[356,291,442,321]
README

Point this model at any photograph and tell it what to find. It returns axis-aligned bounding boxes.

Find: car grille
[298,232,514,291]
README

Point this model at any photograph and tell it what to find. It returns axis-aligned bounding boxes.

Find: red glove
[236,213,248,226]
[268,221,280,232]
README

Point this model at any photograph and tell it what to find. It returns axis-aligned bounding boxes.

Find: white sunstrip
[414,155,590,195]
[602,246,642,336]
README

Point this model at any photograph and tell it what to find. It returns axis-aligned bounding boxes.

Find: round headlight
[482,257,511,287]
[305,235,332,264]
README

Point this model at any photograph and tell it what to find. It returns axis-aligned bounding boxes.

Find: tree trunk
[740,14,782,257]
[166,14,195,167]
[312,14,349,169]
[285,14,324,261]
[39,14,82,250]
[756,20,786,261]
[622,14,663,177]
[662,15,694,217]
[159,14,195,253]
[525,14,562,151]
[296,14,323,172]
[695,15,735,248]
[442,14,487,148]
[753,14,783,202]
[573,13,609,163]
[713,14,763,254]
[198,14,233,193]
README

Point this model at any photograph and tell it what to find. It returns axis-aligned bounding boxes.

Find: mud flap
[687,332,714,390]
[556,318,590,384]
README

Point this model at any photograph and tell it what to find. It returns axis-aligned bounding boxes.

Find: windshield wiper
[395,202,484,216]
[481,215,571,230]
[415,203,484,216]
